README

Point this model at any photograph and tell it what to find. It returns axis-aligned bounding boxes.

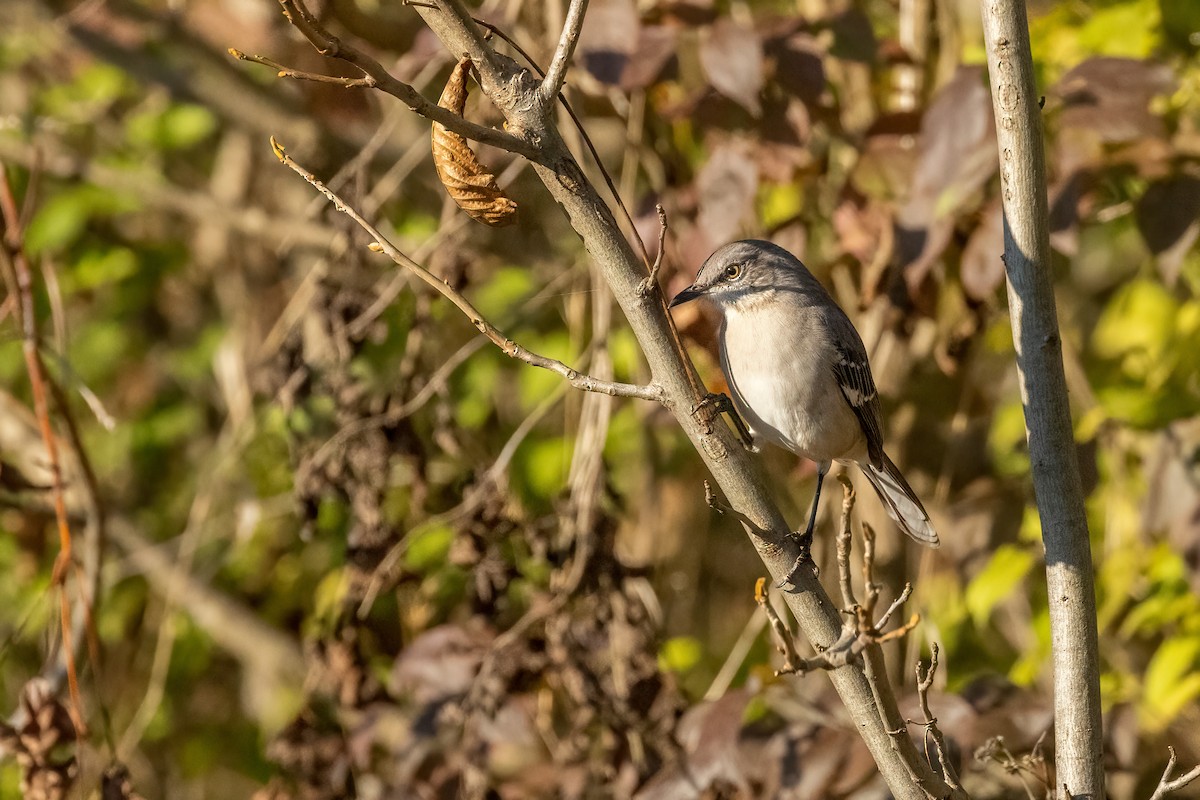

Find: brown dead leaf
[700,18,765,116]
[431,59,518,227]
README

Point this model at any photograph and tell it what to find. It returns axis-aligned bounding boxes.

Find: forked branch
[540,0,589,104]
[1150,748,1200,800]
[254,0,539,160]
[913,644,962,790]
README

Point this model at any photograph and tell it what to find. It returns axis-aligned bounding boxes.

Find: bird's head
[669,239,812,311]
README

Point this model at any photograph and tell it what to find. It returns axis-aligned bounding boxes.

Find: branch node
[637,205,669,298]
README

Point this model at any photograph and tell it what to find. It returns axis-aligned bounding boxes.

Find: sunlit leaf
[965,545,1036,627]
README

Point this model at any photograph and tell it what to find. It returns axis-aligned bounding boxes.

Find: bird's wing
[831,341,885,469]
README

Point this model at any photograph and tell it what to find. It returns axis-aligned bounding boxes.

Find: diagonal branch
[540,0,589,105]
[270,0,539,161]
[228,49,374,87]
[1150,748,1200,800]
[270,139,664,403]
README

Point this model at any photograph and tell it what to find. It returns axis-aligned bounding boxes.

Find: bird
[669,239,939,581]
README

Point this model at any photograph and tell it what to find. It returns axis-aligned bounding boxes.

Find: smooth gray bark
[978,2,1105,798]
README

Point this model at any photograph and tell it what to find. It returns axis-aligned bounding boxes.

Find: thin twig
[637,205,668,297]
[836,474,856,609]
[756,579,801,675]
[272,139,663,402]
[703,480,769,537]
[540,0,589,104]
[270,0,539,160]
[1150,747,1200,800]
[914,643,962,790]
[228,49,375,87]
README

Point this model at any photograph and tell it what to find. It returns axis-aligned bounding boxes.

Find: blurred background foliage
[0,0,1197,796]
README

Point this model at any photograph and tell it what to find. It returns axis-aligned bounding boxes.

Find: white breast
[718,300,865,463]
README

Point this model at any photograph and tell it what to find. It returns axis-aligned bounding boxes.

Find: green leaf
[517,436,573,501]
[987,401,1030,478]
[404,524,455,574]
[471,266,536,321]
[965,544,1036,627]
[454,353,500,429]
[69,247,138,292]
[517,332,573,410]
[659,636,703,673]
[126,102,218,150]
[1141,636,1200,730]
[1092,279,1178,360]
[758,183,804,228]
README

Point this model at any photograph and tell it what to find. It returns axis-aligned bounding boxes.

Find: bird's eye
[724,264,742,280]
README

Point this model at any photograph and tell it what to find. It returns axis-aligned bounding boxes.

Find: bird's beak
[669,285,704,308]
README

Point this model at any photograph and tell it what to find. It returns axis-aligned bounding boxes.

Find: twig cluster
[756,475,919,674]
[974,733,1050,800]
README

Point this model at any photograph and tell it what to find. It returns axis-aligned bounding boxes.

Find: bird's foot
[691,393,757,452]
[777,526,818,591]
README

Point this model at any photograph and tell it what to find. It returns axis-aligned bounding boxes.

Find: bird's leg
[691,393,757,452]
[778,462,829,589]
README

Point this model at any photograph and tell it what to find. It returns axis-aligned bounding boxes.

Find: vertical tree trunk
[978,3,1105,798]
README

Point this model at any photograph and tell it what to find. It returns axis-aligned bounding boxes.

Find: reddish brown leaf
[621,26,678,90]
[577,0,640,85]
[431,59,518,227]
[696,140,759,246]
[960,200,1005,301]
[768,31,826,104]
[700,18,765,116]
[1136,176,1200,285]
[896,67,997,294]
[1054,57,1175,143]
[756,98,812,182]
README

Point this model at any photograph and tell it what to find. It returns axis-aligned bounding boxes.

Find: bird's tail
[863,454,940,547]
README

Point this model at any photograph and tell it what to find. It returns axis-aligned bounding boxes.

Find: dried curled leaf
[432,59,518,227]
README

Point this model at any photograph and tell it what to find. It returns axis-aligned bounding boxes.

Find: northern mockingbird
[670,240,939,576]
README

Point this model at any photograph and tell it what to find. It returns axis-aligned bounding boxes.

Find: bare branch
[637,204,669,297]
[270,0,539,160]
[756,578,801,674]
[540,0,589,104]
[836,474,856,609]
[704,481,769,537]
[271,139,664,403]
[914,644,962,790]
[1150,747,1200,800]
[228,48,375,87]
